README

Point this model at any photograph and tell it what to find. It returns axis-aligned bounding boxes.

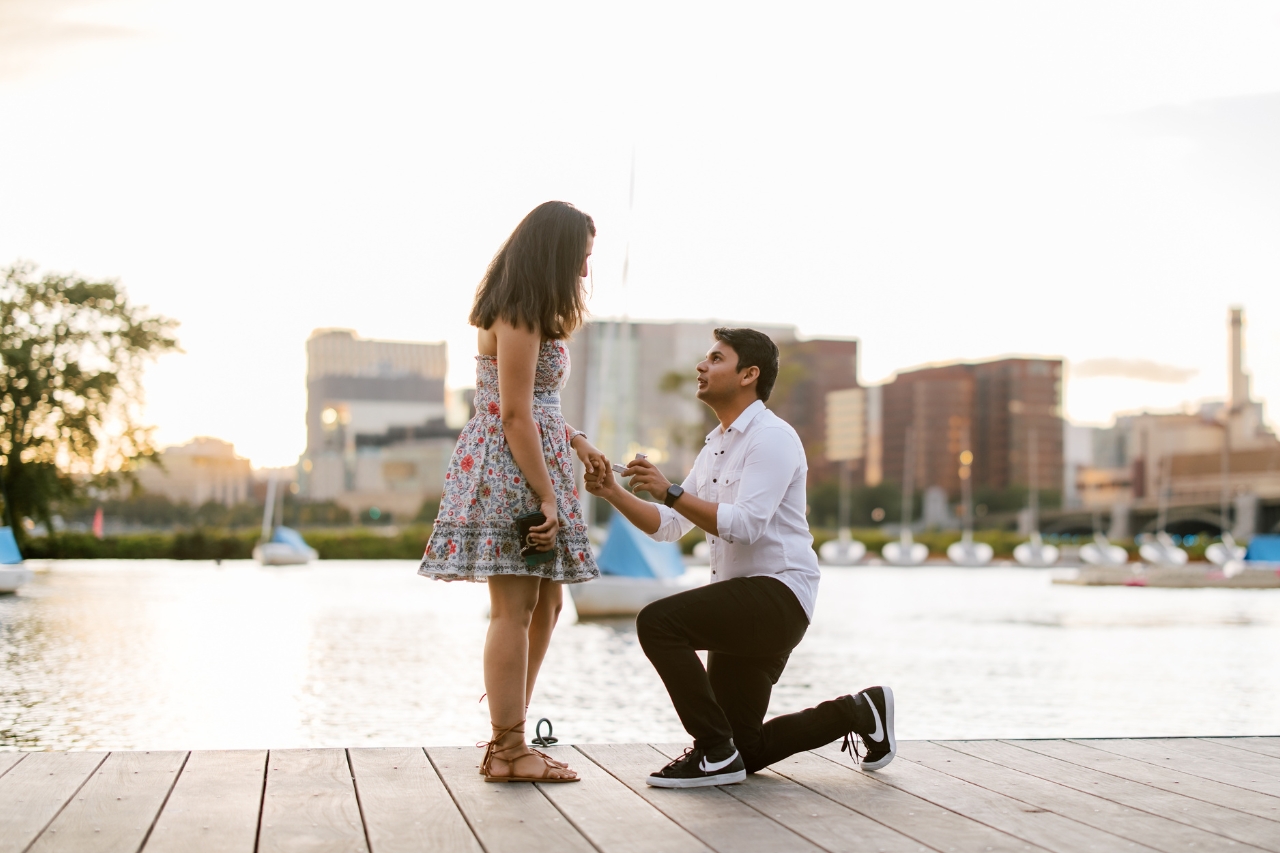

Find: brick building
[876,358,1063,501]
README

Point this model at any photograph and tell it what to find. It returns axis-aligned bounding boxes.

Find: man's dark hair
[713,327,780,402]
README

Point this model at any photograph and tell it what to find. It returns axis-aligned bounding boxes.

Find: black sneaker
[841,685,896,771]
[646,742,747,788]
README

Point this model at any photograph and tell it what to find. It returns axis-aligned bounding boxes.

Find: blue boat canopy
[1245,534,1280,563]
[0,527,21,565]
[596,513,686,579]
[271,526,312,550]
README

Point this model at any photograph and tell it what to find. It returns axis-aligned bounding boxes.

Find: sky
[2,0,1279,468]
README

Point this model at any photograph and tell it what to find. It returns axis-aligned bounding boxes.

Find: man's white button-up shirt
[648,399,821,620]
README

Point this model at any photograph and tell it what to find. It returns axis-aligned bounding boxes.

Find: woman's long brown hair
[470,201,596,339]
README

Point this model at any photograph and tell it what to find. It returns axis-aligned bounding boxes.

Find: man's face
[696,340,752,403]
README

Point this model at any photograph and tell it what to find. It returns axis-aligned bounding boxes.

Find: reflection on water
[2,560,1278,751]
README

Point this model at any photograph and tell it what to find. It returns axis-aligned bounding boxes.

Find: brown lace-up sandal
[477,709,569,774]
[479,722,579,783]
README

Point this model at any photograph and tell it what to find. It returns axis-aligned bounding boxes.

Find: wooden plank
[644,743,924,853]
[0,752,106,853]
[259,749,368,853]
[143,750,267,853]
[933,740,1265,853]
[1083,738,1280,797]
[1199,737,1280,764]
[577,743,823,853]
[1019,739,1280,824]
[28,750,186,853]
[525,744,714,853]
[986,740,1280,853]
[767,747,1048,853]
[427,746,596,853]
[348,748,481,853]
[0,752,24,778]
[820,743,1167,853]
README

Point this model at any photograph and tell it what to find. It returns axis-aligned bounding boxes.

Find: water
[2,560,1277,751]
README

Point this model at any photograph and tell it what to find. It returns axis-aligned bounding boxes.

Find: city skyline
[2,2,1278,467]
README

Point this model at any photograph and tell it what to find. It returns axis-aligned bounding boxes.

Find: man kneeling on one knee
[584,327,896,788]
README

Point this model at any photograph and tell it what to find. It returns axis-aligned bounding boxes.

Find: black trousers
[636,575,855,773]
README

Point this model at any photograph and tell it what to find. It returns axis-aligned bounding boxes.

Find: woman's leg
[484,575,574,779]
[525,578,563,707]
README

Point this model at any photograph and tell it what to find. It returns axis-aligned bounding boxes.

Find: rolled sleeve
[651,503,693,542]
[716,503,737,542]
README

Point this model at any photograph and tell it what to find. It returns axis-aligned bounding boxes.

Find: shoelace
[840,731,863,766]
[662,747,697,772]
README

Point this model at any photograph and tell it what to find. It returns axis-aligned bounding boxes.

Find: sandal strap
[478,720,526,776]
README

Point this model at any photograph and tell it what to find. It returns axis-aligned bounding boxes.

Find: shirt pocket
[717,471,742,504]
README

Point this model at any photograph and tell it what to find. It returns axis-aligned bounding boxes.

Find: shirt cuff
[653,504,685,542]
[716,503,737,543]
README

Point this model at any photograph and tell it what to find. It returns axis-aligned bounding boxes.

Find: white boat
[947,532,993,567]
[1013,531,1060,568]
[570,514,696,617]
[882,427,928,566]
[570,574,699,617]
[1139,531,1190,568]
[254,474,317,565]
[883,529,929,566]
[0,527,32,594]
[253,527,318,565]
[1080,532,1129,566]
[819,531,866,565]
[1206,533,1246,566]
[1013,430,1058,567]
[947,439,992,567]
[1139,463,1188,567]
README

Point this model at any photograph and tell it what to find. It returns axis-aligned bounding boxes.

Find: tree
[0,262,179,547]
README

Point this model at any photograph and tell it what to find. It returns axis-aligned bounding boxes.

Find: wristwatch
[664,483,684,507]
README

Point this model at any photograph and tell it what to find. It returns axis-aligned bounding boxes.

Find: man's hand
[622,457,673,503]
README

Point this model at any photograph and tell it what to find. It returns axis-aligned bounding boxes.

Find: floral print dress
[419,339,599,583]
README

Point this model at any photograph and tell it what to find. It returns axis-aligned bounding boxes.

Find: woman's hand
[529,498,561,551]
[584,457,616,497]
[571,435,607,476]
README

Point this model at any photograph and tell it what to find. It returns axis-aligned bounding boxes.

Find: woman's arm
[494,319,559,548]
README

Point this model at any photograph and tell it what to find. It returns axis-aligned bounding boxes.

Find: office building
[136,437,252,507]
[872,357,1065,502]
[300,329,456,519]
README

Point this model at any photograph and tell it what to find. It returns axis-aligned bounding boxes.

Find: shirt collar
[705,399,767,442]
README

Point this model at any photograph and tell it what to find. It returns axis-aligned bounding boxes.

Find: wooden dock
[2,737,1278,852]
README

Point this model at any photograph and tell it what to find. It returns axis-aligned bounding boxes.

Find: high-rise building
[771,338,861,484]
[873,357,1064,502]
[300,329,456,519]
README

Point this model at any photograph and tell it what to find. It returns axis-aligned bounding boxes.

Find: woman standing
[420,201,602,782]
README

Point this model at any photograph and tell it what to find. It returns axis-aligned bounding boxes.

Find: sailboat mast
[261,474,277,542]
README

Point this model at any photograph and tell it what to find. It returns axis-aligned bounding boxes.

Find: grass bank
[23,526,435,561]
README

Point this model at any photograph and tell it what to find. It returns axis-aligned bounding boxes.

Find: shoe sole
[861,686,896,771]
[646,769,747,788]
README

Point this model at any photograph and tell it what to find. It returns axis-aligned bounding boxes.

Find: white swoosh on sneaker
[863,693,884,743]
[699,750,740,773]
